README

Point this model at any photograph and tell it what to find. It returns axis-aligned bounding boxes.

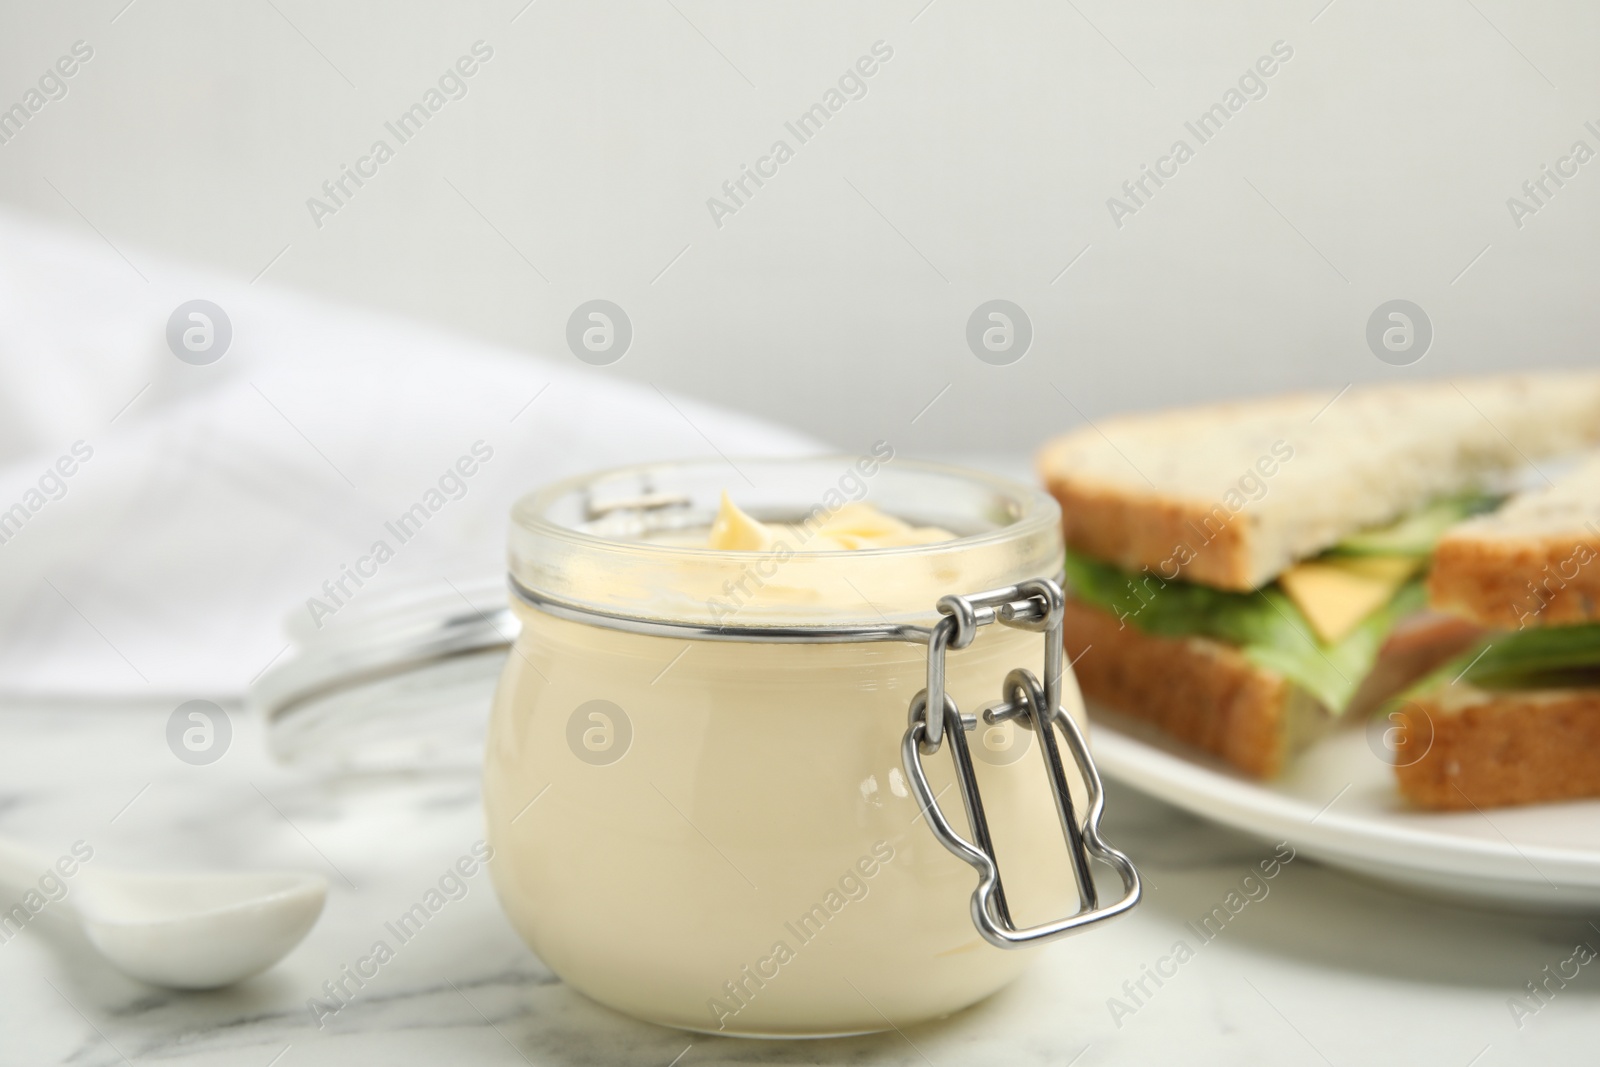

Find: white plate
[1090,706,1600,912]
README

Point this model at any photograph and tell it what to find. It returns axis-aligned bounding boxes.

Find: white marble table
[1,698,1593,1066]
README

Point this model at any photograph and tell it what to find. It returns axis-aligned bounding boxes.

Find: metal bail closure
[901,578,1141,948]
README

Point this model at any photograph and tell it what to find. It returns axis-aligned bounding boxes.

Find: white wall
[2,0,1595,456]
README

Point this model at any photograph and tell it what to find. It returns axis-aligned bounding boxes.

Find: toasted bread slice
[1065,601,1480,777]
[1065,599,1299,776]
[1406,455,1600,809]
[1394,685,1600,809]
[1430,453,1600,629]
[1039,374,1600,592]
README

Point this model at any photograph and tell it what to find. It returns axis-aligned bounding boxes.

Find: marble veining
[0,701,1595,1066]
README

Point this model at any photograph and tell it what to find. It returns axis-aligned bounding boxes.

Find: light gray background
[2,0,1595,454]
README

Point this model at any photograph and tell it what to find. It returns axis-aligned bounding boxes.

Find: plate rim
[1091,716,1600,889]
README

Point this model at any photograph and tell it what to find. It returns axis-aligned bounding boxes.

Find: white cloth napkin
[0,209,819,700]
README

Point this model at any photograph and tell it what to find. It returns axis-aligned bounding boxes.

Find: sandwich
[1035,374,1600,778]
[1390,452,1600,809]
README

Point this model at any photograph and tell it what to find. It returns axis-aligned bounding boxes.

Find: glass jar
[484,455,1138,1037]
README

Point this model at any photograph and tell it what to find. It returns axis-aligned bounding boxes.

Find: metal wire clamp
[901,578,1141,948]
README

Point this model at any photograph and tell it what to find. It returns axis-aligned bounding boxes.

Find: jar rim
[507,455,1065,629]
[510,454,1059,558]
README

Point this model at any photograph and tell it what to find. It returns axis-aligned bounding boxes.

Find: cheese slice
[1278,555,1422,644]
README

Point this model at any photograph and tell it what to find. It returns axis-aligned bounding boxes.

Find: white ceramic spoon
[0,835,326,989]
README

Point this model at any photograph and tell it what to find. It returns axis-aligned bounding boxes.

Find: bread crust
[1394,689,1600,809]
[1429,531,1600,629]
[1065,603,1483,780]
[1064,600,1291,777]
[1037,373,1600,592]
[1044,475,1255,591]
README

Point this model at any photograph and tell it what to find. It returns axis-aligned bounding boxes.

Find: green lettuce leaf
[1409,622,1600,695]
[1330,492,1501,557]
[1063,551,1424,713]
